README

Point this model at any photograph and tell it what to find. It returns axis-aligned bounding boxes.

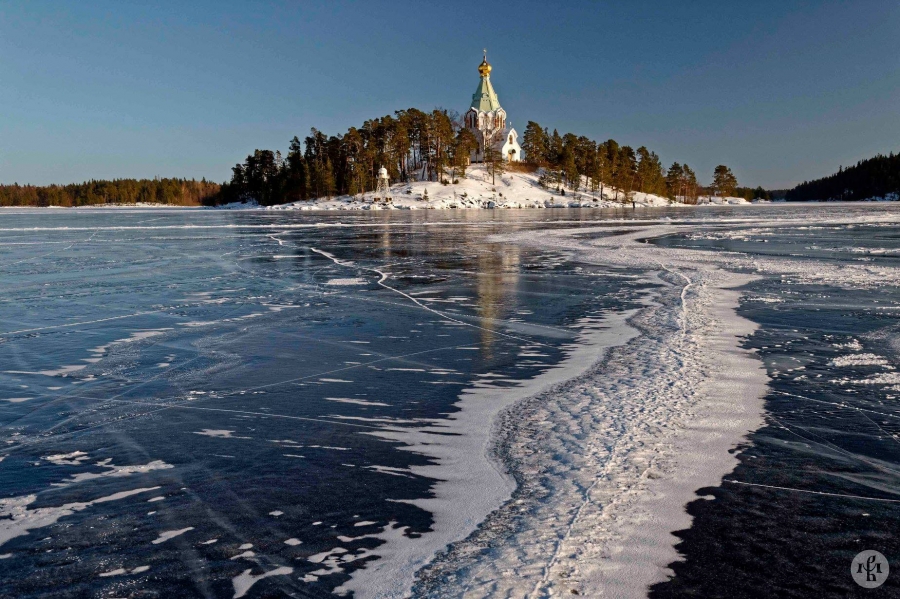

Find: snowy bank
[697,195,751,205]
[221,166,681,211]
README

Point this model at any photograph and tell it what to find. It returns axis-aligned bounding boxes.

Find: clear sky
[2,1,898,188]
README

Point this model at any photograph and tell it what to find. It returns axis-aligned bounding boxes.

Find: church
[464,53,522,163]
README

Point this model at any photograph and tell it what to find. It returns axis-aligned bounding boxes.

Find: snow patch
[151,527,194,544]
[0,487,160,548]
[231,566,293,598]
[325,278,367,286]
[829,353,891,367]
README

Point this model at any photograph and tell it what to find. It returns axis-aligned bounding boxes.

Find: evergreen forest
[786,153,900,201]
[0,178,220,207]
[213,113,727,206]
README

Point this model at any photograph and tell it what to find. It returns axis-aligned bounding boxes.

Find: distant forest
[786,152,900,201]
[0,178,220,207]
[2,107,766,207]
[213,109,749,206]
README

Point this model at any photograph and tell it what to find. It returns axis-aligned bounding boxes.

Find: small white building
[500,127,522,163]
[464,53,522,163]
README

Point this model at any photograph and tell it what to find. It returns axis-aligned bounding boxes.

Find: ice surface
[405,222,773,597]
[419,211,898,595]
[2,205,898,598]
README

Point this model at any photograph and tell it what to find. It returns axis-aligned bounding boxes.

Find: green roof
[470,75,501,112]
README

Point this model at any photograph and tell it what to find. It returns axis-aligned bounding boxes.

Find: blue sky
[2,1,898,188]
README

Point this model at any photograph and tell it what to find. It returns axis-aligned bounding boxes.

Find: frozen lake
[0,209,651,598]
[1,205,899,597]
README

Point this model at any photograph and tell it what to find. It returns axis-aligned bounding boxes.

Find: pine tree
[712,165,738,197]
[430,109,455,183]
[561,145,578,190]
[485,145,506,185]
[285,136,308,201]
[683,164,699,204]
[549,130,564,168]
[451,128,477,180]
[753,186,769,200]
[598,140,619,200]
[666,162,684,201]
[322,158,336,199]
[521,121,548,165]
[617,146,637,203]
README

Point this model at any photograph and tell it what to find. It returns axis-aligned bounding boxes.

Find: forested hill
[213,109,721,206]
[786,152,900,201]
[0,178,220,207]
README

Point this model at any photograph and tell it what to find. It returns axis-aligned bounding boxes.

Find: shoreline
[2,200,897,213]
[0,166,751,211]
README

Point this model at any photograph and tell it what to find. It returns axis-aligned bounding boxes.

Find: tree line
[0,178,220,207]
[522,122,698,202]
[216,112,752,206]
[521,123,757,203]
[216,108,479,206]
[786,152,900,201]
[0,106,764,207]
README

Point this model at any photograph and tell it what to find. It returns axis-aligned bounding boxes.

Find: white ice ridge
[325,397,390,407]
[411,217,886,597]
[4,329,172,377]
[337,309,639,599]
[55,459,173,486]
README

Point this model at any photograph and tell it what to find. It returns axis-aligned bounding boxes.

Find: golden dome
[478,55,491,77]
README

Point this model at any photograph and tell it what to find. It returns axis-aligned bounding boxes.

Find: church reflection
[255,210,525,360]
[414,217,523,359]
[474,244,520,358]
[382,218,522,358]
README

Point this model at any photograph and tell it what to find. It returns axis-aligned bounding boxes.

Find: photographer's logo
[852,550,889,589]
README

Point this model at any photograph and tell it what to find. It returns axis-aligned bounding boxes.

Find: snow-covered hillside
[250,165,678,211]
[697,195,752,206]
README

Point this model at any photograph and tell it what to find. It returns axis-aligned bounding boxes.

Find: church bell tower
[464,51,507,163]
[464,51,520,163]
